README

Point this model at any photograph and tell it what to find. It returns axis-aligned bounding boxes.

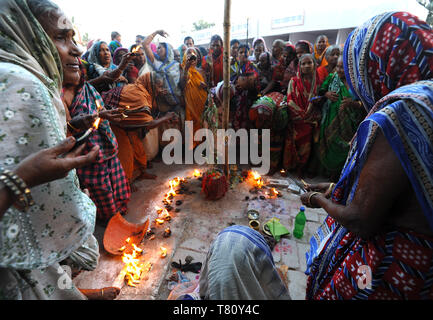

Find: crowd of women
[0,0,432,301]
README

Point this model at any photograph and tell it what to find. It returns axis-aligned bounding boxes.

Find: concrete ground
[73,161,328,300]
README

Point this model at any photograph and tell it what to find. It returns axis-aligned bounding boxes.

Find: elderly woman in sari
[249,37,268,64]
[309,56,366,179]
[271,39,285,68]
[179,47,207,148]
[82,41,134,93]
[102,72,178,186]
[143,30,183,121]
[302,11,433,300]
[0,0,118,300]
[313,35,330,68]
[317,45,340,83]
[283,54,321,177]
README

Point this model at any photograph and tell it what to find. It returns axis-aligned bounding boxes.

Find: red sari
[202,50,224,87]
[283,70,320,170]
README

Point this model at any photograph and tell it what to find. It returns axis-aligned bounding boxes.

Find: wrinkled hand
[325,91,339,102]
[118,53,135,71]
[164,112,179,124]
[13,137,100,188]
[155,30,169,38]
[69,114,98,131]
[98,109,123,123]
[305,182,334,198]
[300,192,321,209]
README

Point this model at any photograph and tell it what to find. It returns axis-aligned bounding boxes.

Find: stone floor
[73,161,328,300]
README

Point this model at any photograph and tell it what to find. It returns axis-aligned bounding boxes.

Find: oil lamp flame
[120,238,151,287]
[160,246,168,258]
[193,170,201,178]
[93,117,101,130]
[249,171,264,189]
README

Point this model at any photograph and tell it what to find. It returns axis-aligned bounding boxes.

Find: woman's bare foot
[79,287,120,300]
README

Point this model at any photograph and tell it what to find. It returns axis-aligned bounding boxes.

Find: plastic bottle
[293,207,306,239]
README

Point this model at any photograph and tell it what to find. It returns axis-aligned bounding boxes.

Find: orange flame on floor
[193,169,201,178]
[249,171,264,189]
[121,238,151,287]
[160,246,168,258]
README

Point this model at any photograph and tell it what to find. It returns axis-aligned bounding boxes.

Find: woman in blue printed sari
[301,12,433,300]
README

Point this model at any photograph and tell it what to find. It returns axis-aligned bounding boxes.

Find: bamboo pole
[223,0,231,179]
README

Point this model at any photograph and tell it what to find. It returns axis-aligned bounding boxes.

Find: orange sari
[314,39,330,68]
[104,73,155,180]
[182,55,208,147]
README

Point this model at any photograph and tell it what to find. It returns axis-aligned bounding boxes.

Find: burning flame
[155,206,171,223]
[132,45,142,53]
[270,188,279,198]
[193,170,201,178]
[95,100,103,111]
[93,117,101,130]
[160,246,168,258]
[249,171,264,189]
[121,238,151,287]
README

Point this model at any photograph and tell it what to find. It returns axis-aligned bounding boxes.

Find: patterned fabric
[314,73,366,177]
[250,93,289,170]
[77,156,130,222]
[199,225,290,300]
[307,11,433,300]
[68,82,118,163]
[109,40,122,56]
[68,81,130,221]
[283,66,320,170]
[344,12,433,111]
[0,0,96,272]
[148,42,181,106]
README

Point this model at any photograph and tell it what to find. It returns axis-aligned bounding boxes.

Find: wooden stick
[223,0,231,179]
[112,266,127,290]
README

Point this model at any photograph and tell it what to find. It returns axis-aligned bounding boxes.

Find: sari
[182,53,207,148]
[315,73,366,177]
[102,72,156,180]
[147,42,181,107]
[249,93,289,171]
[199,226,290,300]
[0,0,98,299]
[306,12,433,300]
[283,67,320,171]
[68,80,130,223]
[314,38,330,68]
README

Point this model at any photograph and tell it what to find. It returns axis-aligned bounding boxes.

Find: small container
[249,220,260,231]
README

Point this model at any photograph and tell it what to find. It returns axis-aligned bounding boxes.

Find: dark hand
[300,192,321,209]
[325,91,339,102]
[164,112,178,123]
[305,182,332,193]
[69,114,98,131]
[155,30,169,38]
[118,53,135,71]
[13,137,100,188]
[98,109,123,123]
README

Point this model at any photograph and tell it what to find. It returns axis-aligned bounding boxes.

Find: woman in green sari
[315,57,366,179]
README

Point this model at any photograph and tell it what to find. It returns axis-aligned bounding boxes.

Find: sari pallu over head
[148,42,181,106]
[0,0,96,270]
[306,12,433,299]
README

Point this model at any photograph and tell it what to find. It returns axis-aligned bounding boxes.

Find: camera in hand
[188,55,197,62]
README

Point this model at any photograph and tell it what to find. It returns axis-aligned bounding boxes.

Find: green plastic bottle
[293,207,306,239]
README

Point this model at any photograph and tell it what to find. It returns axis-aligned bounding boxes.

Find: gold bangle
[308,192,320,207]
[101,288,104,298]
[327,183,336,196]
[67,121,79,132]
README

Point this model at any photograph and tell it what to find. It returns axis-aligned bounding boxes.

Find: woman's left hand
[300,192,322,208]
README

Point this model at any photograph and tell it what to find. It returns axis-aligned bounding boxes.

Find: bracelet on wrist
[0,168,34,212]
[307,192,320,208]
